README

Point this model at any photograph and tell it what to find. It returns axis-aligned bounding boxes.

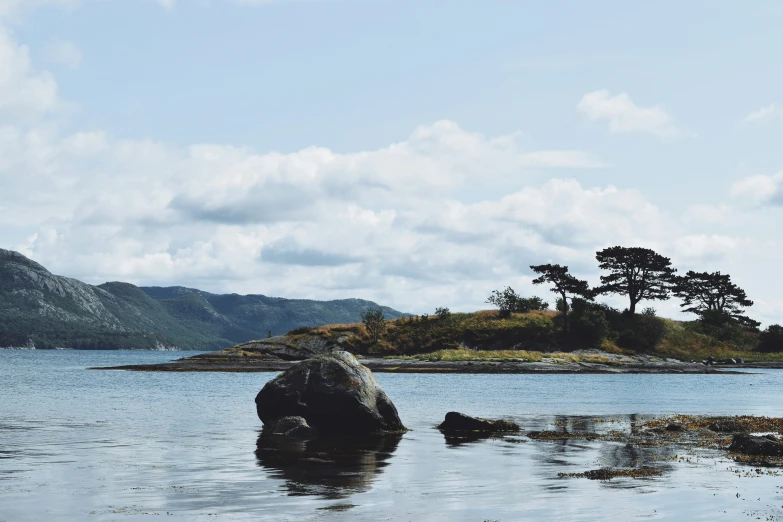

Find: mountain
[0,249,406,350]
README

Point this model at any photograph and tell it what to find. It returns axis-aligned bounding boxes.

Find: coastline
[91,351,774,374]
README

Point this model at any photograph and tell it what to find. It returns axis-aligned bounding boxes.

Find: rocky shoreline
[89,334,783,374]
[93,351,779,374]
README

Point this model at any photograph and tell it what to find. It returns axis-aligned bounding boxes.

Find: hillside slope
[0,249,405,350]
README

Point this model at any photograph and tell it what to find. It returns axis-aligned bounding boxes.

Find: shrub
[515,296,550,312]
[435,307,452,320]
[486,287,549,317]
[757,324,783,353]
[361,307,386,343]
[616,314,666,352]
[571,308,610,346]
[287,326,315,335]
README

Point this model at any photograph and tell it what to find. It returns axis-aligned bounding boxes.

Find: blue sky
[1,0,783,323]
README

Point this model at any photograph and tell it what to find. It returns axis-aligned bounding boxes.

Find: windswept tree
[672,271,758,327]
[361,307,386,343]
[530,264,590,331]
[594,246,676,314]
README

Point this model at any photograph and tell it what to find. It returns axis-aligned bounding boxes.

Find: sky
[1,0,782,323]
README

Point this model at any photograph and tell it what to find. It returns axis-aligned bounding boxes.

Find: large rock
[437,412,520,433]
[728,434,783,457]
[255,351,406,434]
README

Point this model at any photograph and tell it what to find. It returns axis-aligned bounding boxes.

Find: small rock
[665,424,686,432]
[437,412,520,433]
[265,416,319,438]
[729,434,783,457]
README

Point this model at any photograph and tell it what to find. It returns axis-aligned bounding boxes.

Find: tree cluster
[485,286,549,318]
[484,246,760,335]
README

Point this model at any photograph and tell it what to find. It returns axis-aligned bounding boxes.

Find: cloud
[742,104,783,125]
[731,172,783,207]
[157,0,175,10]
[577,89,691,138]
[43,39,82,69]
[0,14,773,322]
[672,234,743,262]
[0,0,79,19]
[0,27,58,120]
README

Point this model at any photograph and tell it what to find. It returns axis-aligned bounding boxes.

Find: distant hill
[0,249,406,350]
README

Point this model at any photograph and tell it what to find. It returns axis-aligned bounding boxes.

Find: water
[2,350,783,521]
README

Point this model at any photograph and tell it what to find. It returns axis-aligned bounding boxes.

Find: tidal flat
[3,350,783,521]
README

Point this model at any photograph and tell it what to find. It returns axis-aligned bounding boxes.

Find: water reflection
[254,433,402,499]
[440,431,503,447]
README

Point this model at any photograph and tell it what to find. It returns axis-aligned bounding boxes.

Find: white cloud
[577,89,691,138]
[0,26,58,120]
[43,39,82,69]
[5,112,756,318]
[731,172,783,207]
[685,204,734,224]
[0,13,776,324]
[672,234,743,262]
[0,0,79,19]
[742,104,782,125]
[157,0,175,10]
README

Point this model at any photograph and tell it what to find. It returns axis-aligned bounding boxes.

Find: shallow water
[1,350,783,521]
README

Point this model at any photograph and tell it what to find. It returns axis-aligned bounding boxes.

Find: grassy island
[273,308,783,364]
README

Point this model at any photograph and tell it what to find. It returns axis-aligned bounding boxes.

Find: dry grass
[546,353,613,364]
[387,348,617,364]
[391,348,544,362]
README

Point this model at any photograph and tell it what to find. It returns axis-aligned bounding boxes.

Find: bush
[570,307,610,346]
[435,307,451,320]
[486,287,549,317]
[757,324,783,353]
[616,314,666,352]
[515,296,549,313]
[287,326,315,335]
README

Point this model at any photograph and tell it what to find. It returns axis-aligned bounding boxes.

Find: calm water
[2,350,783,521]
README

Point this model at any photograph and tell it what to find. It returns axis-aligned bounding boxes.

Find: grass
[264,309,783,363]
[386,348,614,364]
[653,319,783,362]
[390,348,544,362]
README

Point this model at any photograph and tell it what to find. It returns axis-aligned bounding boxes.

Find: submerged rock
[437,412,520,433]
[255,351,406,435]
[264,416,319,438]
[559,467,663,480]
[527,430,599,441]
[728,434,783,457]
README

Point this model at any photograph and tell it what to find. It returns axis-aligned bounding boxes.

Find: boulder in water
[437,412,520,433]
[255,351,406,435]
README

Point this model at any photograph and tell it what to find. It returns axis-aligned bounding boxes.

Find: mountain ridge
[0,249,406,350]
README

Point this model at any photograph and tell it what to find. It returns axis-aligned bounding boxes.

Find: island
[94,309,783,374]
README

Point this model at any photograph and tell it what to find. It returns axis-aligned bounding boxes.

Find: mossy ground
[285,309,781,362]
